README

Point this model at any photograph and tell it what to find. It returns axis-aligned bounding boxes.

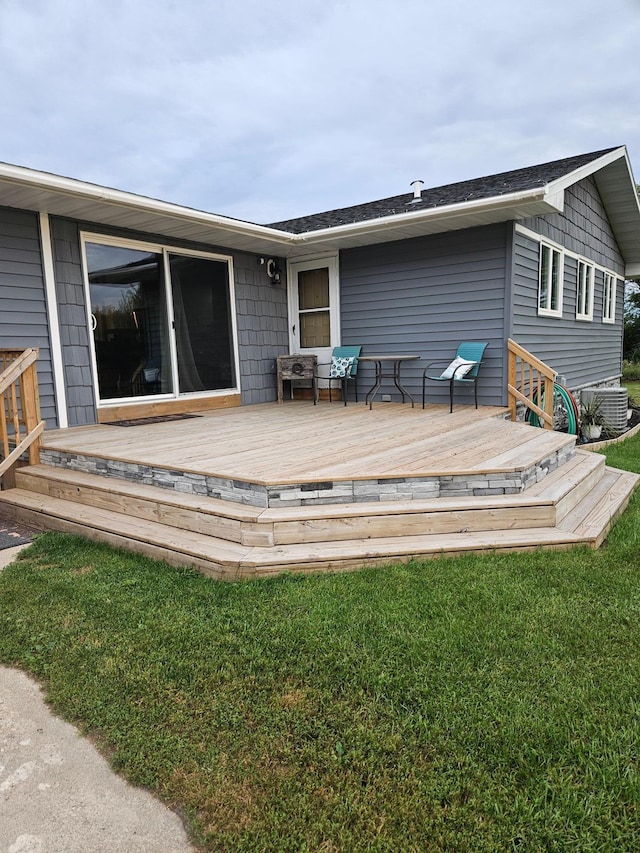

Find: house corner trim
[39,212,68,428]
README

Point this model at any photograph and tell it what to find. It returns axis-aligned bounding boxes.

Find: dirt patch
[0,517,36,550]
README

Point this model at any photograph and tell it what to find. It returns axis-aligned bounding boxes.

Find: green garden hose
[525,383,579,434]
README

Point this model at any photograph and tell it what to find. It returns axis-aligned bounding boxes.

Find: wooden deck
[0,402,638,578]
[39,402,568,484]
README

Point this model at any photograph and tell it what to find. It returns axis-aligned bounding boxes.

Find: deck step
[8,455,606,547]
[557,466,639,546]
[0,489,252,580]
[0,457,638,578]
[240,528,586,577]
[13,464,272,546]
[0,488,585,579]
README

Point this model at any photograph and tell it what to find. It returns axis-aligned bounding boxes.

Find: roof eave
[590,150,640,269]
[0,162,562,258]
[286,186,560,252]
[0,161,296,255]
[1,151,638,263]
[544,146,628,194]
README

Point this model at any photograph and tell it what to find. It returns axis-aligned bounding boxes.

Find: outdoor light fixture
[258,257,282,284]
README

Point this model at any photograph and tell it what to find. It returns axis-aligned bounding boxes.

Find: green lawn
[625,380,640,403]
[1,437,640,851]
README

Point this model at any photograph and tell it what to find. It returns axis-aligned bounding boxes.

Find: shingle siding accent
[50,218,96,426]
[0,206,57,427]
[520,177,625,274]
[512,213,623,389]
[234,255,288,404]
[340,224,509,406]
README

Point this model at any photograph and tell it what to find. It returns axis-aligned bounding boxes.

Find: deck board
[41,402,573,485]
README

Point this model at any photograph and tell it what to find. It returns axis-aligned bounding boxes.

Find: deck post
[506,339,557,429]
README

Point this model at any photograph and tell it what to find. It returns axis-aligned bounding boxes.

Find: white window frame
[80,232,241,407]
[516,224,621,327]
[603,273,617,324]
[576,259,594,321]
[538,242,563,317]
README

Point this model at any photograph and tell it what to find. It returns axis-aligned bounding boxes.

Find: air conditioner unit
[581,387,628,432]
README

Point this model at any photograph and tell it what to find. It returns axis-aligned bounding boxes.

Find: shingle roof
[266,148,619,234]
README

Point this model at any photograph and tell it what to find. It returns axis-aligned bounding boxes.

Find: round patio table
[358,354,420,409]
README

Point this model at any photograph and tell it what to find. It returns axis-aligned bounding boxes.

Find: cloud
[0,0,639,222]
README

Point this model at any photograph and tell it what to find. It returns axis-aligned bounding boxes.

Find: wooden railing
[507,339,556,429]
[0,348,45,482]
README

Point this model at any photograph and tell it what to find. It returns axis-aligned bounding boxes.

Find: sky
[0,0,639,225]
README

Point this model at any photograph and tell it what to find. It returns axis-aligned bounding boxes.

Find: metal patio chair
[317,346,362,405]
[422,342,488,412]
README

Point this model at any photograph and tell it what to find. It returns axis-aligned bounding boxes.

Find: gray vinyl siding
[340,224,509,406]
[47,217,288,424]
[512,177,624,388]
[0,206,58,427]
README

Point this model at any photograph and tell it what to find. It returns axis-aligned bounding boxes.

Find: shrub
[622,360,640,381]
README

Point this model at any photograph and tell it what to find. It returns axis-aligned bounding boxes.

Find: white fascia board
[293,186,558,245]
[0,161,296,246]
[0,161,565,255]
[543,188,565,212]
[545,146,629,195]
[616,149,640,217]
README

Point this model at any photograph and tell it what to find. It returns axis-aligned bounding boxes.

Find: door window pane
[298,269,329,309]
[86,243,172,400]
[169,254,236,393]
[300,311,330,348]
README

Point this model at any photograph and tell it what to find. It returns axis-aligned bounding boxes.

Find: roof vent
[409,180,424,203]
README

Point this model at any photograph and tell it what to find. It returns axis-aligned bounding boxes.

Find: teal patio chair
[317,346,362,405]
[422,342,488,412]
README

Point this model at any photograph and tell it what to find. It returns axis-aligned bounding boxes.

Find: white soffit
[592,153,640,268]
[0,163,557,258]
[0,152,638,263]
[0,164,295,256]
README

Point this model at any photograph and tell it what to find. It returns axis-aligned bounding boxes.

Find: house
[2,146,640,575]
[1,145,639,429]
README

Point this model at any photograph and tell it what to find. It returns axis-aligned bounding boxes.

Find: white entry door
[287,256,340,367]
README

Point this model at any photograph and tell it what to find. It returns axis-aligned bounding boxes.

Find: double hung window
[603,273,616,323]
[538,243,563,317]
[576,260,594,321]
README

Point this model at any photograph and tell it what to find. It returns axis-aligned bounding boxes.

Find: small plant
[580,394,607,440]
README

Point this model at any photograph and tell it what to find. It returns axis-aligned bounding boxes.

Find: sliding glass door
[169,253,236,394]
[83,237,237,404]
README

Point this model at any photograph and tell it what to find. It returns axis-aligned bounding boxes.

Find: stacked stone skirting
[40,443,576,509]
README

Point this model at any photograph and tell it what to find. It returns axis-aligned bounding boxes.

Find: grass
[1,438,640,850]
[625,381,640,404]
